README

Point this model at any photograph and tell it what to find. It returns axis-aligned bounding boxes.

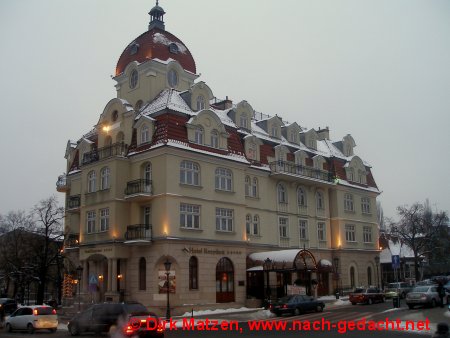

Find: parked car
[384,282,413,299]
[68,302,164,337]
[269,294,325,316]
[444,281,450,293]
[5,305,58,333]
[406,285,449,309]
[349,287,385,305]
[0,298,17,315]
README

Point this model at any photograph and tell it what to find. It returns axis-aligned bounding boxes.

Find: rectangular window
[100,208,109,232]
[344,193,354,212]
[361,197,371,214]
[345,224,356,242]
[363,226,372,243]
[180,203,200,229]
[279,217,289,238]
[215,168,232,191]
[180,161,200,186]
[299,219,308,240]
[317,222,326,241]
[216,208,233,232]
[86,211,96,234]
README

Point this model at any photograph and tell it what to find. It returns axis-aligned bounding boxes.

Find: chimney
[317,127,330,141]
[212,96,233,110]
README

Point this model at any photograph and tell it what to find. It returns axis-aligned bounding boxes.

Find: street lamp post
[333,257,340,297]
[263,258,272,302]
[76,265,83,312]
[374,256,380,289]
[164,259,172,319]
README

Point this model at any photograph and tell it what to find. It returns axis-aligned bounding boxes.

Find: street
[1,300,449,338]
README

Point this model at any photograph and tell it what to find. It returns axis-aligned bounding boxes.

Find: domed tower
[114,1,198,110]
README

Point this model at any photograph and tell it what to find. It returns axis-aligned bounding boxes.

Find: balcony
[82,142,128,166]
[56,174,69,192]
[67,195,81,211]
[124,224,152,242]
[269,161,333,184]
[65,234,79,249]
[124,179,153,201]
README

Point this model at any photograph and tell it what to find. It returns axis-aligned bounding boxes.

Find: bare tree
[391,203,448,281]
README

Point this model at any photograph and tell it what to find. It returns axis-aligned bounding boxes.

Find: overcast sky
[0,0,449,220]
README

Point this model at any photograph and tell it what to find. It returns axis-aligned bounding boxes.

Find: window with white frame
[299,219,308,240]
[358,170,367,184]
[277,183,287,204]
[245,214,252,235]
[317,222,326,241]
[86,210,96,234]
[247,142,256,160]
[345,224,356,242]
[180,203,200,229]
[344,193,354,212]
[210,130,219,148]
[363,226,372,243]
[87,170,96,193]
[100,208,109,232]
[245,176,258,198]
[194,127,203,144]
[196,95,205,111]
[347,168,354,182]
[100,167,110,190]
[240,113,248,129]
[245,176,251,197]
[216,208,233,232]
[252,177,258,197]
[316,191,324,210]
[297,187,307,206]
[252,215,260,236]
[140,124,149,144]
[215,168,232,191]
[361,197,371,214]
[290,131,297,143]
[180,161,200,186]
[279,217,289,238]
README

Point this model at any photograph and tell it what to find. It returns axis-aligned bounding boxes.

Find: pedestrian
[437,282,446,308]
[432,323,449,338]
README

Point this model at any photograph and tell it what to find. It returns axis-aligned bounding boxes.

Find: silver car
[5,305,58,333]
[406,285,448,309]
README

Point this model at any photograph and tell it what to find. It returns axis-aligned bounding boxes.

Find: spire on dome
[148,0,166,31]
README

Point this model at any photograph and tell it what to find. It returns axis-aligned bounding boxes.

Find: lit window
[345,224,356,242]
[180,161,200,186]
[87,170,96,193]
[216,208,234,232]
[194,127,203,144]
[180,203,200,229]
[86,210,96,234]
[299,219,308,240]
[100,167,110,190]
[130,70,138,89]
[361,197,371,214]
[196,95,205,111]
[363,226,372,243]
[317,222,326,241]
[211,130,219,148]
[344,193,354,212]
[141,124,149,144]
[215,168,232,191]
[100,208,109,232]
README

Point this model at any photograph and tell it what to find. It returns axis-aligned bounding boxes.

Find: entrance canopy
[248,249,317,271]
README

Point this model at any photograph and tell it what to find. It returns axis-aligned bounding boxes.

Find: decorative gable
[300,128,318,150]
[189,81,213,111]
[135,115,156,146]
[187,110,228,149]
[234,100,253,130]
[346,156,367,184]
[244,135,263,162]
[282,122,302,145]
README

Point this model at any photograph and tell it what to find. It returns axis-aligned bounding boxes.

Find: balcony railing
[82,142,128,165]
[56,174,69,192]
[125,179,152,196]
[67,195,81,210]
[269,161,333,182]
[65,234,79,248]
[125,224,152,241]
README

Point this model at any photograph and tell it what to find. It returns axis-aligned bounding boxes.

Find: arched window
[216,257,234,303]
[141,124,149,144]
[194,127,203,144]
[367,266,372,286]
[252,215,260,236]
[247,142,256,160]
[100,167,110,190]
[277,183,287,204]
[189,256,198,290]
[245,214,252,234]
[252,177,258,197]
[196,95,205,111]
[240,113,248,129]
[87,170,96,193]
[143,162,152,193]
[297,187,307,206]
[245,176,251,197]
[180,160,200,186]
[215,168,232,191]
[350,266,355,288]
[139,257,146,290]
[210,130,219,148]
[316,191,324,210]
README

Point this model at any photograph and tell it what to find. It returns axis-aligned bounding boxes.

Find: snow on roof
[249,249,302,264]
[380,240,416,263]
[153,32,187,54]
[209,107,236,127]
[118,98,134,112]
[336,178,381,193]
[138,89,193,118]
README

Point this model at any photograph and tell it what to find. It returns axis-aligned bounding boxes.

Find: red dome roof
[115,28,196,76]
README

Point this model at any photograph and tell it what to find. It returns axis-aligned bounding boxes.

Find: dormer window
[141,124,150,144]
[271,126,279,138]
[248,142,256,160]
[194,127,203,144]
[211,130,219,148]
[130,70,138,89]
[196,95,205,111]
[290,131,297,143]
[169,43,179,54]
[240,114,248,129]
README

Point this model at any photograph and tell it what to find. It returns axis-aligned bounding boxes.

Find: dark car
[270,294,325,316]
[349,287,385,305]
[0,298,18,315]
[67,302,164,337]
